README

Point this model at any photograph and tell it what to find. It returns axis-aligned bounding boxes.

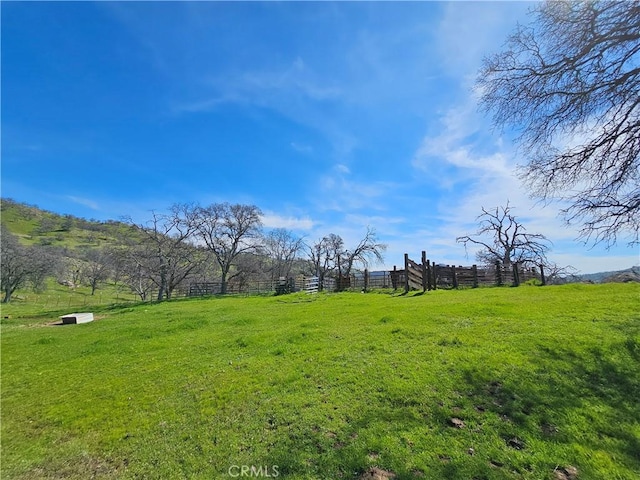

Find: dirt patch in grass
[359,467,396,480]
[14,454,127,480]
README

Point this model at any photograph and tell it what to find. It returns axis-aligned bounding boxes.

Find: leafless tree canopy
[342,227,387,276]
[123,206,204,301]
[309,228,386,291]
[1,226,54,302]
[456,203,551,268]
[478,1,640,245]
[187,203,263,294]
[263,228,305,281]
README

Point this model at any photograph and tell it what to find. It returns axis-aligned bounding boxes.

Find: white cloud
[290,142,313,154]
[174,56,342,116]
[171,93,246,114]
[551,253,639,275]
[261,212,315,231]
[236,56,343,102]
[436,2,533,76]
[316,172,396,213]
[410,71,588,269]
[66,196,99,210]
[335,164,350,174]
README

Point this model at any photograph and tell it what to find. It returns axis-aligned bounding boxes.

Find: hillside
[0,198,132,249]
[578,266,640,283]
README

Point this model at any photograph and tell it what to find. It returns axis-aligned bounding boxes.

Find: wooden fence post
[426,260,432,291]
[421,251,427,292]
[495,261,502,286]
[472,264,478,288]
[404,253,410,293]
[364,269,369,292]
[452,265,458,289]
[513,262,520,287]
[432,262,437,290]
[391,266,398,290]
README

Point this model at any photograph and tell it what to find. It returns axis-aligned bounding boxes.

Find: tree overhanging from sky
[478,0,640,247]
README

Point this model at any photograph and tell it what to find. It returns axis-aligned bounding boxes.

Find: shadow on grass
[273,335,640,479]
[394,290,427,297]
[459,337,640,476]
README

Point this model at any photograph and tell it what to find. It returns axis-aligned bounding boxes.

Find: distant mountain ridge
[577,266,640,283]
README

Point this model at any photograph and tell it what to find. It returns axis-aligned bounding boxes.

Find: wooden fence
[391,251,544,292]
[185,251,544,298]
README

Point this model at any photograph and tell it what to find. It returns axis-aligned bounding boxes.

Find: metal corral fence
[185,272,391,297]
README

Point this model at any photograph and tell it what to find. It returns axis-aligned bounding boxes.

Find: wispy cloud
[335,164,350,175]
[410,76,581,265]
[7,1,635,276]
[316,165,397,214]
[66,196,99,210]
[173,56,342,115]
[435,2,533,76]
[290,142,313,154]
[261,212,315,231]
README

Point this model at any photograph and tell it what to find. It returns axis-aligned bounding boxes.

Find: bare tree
[187,203,263,294]
[309,229,386,291]
[58,257,85,288]
[228,252,269,293]
[116,254,156,302]
[541,262,579,285]
[1,226,53,303]
[478,1,640,246]
[80,248,113,295]
[341,227,387,280]
[124,204,204,301]
[263,228,305,282]
[457,203,551,268]
[309,234,343,291]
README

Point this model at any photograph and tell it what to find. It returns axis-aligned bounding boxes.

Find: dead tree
[456,203,551,269]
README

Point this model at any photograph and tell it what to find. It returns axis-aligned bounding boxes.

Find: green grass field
[1,284,639,479]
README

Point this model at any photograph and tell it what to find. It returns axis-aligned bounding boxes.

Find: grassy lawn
[1,284,639,479]
[0,281,140,318]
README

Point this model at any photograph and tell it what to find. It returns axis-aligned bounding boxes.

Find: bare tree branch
[456,203,551,267]
[478,1,640,246]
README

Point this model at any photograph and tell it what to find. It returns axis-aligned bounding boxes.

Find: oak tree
[479,1,640,245]
[187,203,263,294]
[456,203,551,268]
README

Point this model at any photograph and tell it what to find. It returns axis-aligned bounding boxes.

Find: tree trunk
[220,270,228,295]
[157,272,167,301]
[2,288,12,303]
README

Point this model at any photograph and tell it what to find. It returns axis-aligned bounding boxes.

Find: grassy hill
[2,284,639,479]
[1,198,132,249]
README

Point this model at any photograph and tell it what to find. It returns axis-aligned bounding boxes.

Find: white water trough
[60,312,94,325]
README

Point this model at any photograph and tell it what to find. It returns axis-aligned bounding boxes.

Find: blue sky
[2,1,638,274]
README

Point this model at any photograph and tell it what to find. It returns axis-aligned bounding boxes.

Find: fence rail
[178,250,545,299]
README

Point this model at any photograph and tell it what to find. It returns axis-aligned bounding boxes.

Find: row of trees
[118,203,387,299]
[0,203,387,303]
[2,197,576,304]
